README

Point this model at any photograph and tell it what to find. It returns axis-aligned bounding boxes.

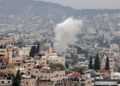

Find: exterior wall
[86,78,92,86]
[40,50,49,55]
[34,57,47,68]
[101,56,106,69]
[46,55,65,66]
[0,80,12,86]
[0,49,7,59]
[65,78,92,86]
[34,55,65,68]
[38,70,65,85]
[0,36,14,45]
[0,39,12,45]
[8,47,12,63]
[38,82,53,86]
[65,82,81,86]
[23,78,36,86]
[0,46,13,63]
[95,80,117,86]
[13,62,35,75]
[109,58,115,71]
[110,44,119,51]
[22,62,35,70]
[12,58,22,64]
[18,47,30,57]
[31,69,41,77]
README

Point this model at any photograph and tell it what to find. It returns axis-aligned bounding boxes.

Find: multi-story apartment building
[17,47,31,57]
[64,72,92,86]
[0,45,12,63]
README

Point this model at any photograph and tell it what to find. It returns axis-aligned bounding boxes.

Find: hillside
[0,0,120,23]
[0,0,76,19]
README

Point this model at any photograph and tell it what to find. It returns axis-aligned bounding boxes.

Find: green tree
[78,68,86,74]
[49,63,65,70]
[94,54,100,70]
[16,70,21,81]
[73,67,86,74]
[105,57,110,70]
[12,74,20,86]
[29,46,37,57]
[65,63,69,68]
[36,43,40,53]
[89,55,93,69]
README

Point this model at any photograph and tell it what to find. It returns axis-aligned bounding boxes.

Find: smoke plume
[54,17,83,53]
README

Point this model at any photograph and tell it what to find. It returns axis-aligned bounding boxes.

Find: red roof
[70,72,82,78]
[98,69,111,73]
[37,64,44,67]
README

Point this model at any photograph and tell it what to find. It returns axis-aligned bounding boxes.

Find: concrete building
[17,47,31,57]
[64,72,92,86]
[110,44,119,51]
[38,80,54,86]
[0,45,13,63]
[22,78,37,86]
[39,69,65,85]
[0,80,12,86]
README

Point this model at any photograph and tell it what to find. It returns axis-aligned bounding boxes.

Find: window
[16,60,20,62]
[47,62,49,64]
[1,81,4,83]
[8,81,10,83]
[88,81,91,84]
[26,82,28,84]
[28,64,31,66]
[28,69,31,71]
[56,74,58,77]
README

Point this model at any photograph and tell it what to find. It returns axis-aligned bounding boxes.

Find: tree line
[88,54,110,70]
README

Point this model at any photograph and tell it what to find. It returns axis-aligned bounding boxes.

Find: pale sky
[40,0,120,9]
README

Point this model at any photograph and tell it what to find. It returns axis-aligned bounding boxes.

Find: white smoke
[54,17,83,53]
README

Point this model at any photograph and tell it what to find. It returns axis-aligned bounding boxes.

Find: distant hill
[0,0,120,23]
[0,0,76,18]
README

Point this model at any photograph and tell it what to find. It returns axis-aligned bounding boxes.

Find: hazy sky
[40,0,120,9]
